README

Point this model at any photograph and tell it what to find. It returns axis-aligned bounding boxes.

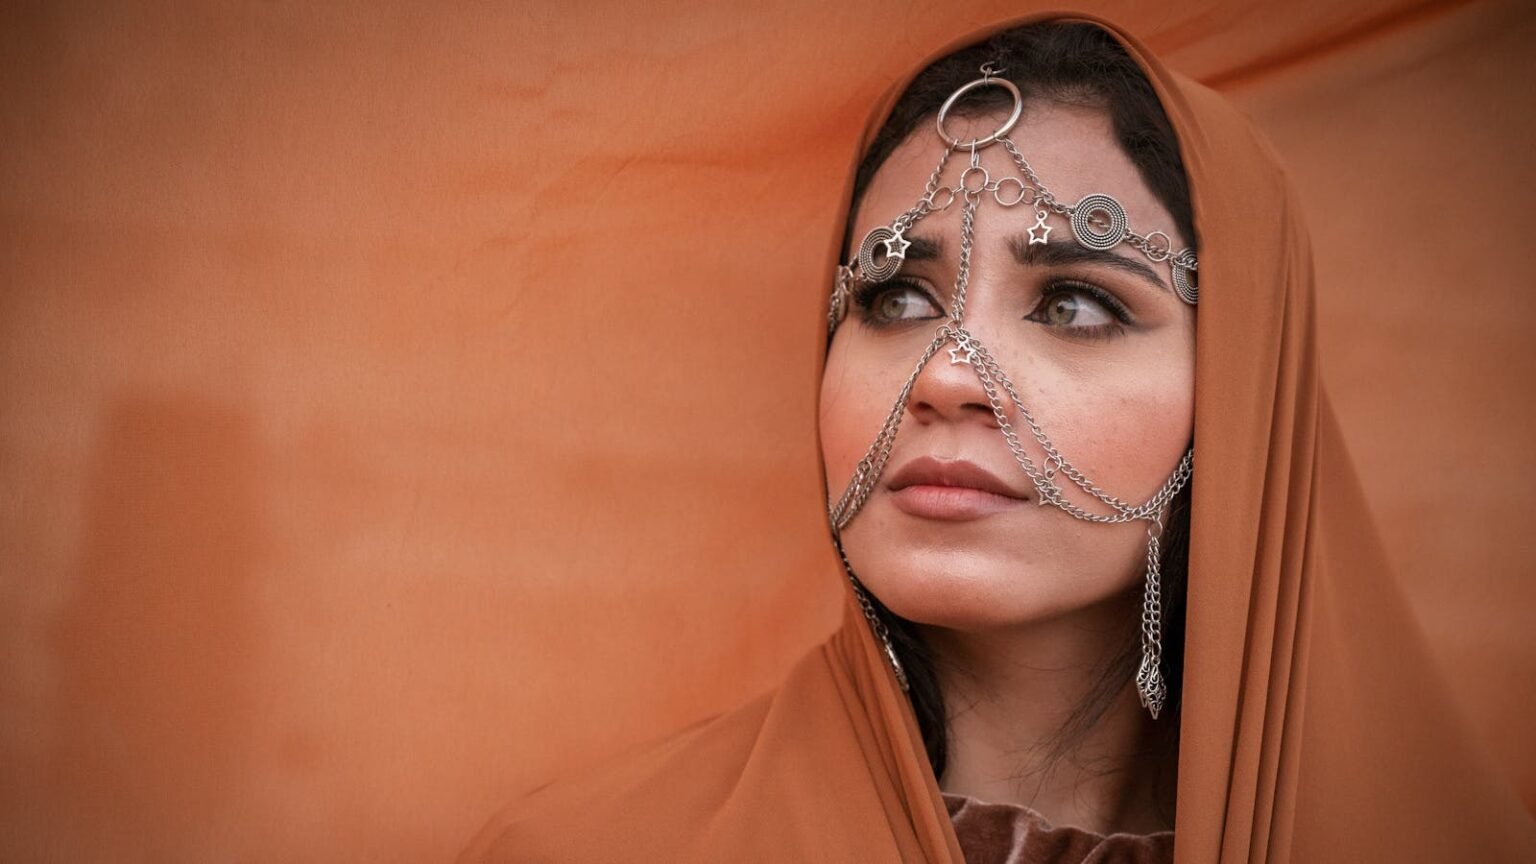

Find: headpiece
[827,64,1198,719]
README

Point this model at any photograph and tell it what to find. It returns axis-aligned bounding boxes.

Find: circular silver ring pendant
[1172,258,1198,305]
[1069,193,1128,251]
[935,75,1024,150]
[858,225,905,282]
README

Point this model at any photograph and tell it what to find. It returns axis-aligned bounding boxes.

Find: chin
[844,544,1053,630]
[840,522,1146,632]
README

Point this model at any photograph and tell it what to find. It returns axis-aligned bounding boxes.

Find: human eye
[1023,280,1132,341]
[853,279,944,329]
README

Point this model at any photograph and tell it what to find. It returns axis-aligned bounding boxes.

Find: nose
[907,331,999,427]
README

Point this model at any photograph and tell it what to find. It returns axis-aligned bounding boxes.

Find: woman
[823,22,1195,844]
[463,13,1535,863]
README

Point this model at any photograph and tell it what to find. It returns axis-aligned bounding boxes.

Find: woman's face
[820,101,1196,631]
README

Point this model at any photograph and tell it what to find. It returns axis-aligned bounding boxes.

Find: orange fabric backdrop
[2,1,1531,860]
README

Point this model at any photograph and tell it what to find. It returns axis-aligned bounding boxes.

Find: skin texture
[820,101,1195,831]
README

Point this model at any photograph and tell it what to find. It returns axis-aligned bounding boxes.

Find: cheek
[1072,382,1193,499]
[818,340,881,487]
[1001,341,1194,500]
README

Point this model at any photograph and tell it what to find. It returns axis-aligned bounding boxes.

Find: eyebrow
[902,233,944,263]
[1006,236,1168,292]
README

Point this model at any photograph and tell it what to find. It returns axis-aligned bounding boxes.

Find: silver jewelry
[1027,208,1051,245]
[828,65,1196,718]
[1136,516,1169,719]
[857,225,908,282]
[835,539,910,692]
[935,64,1023,149]
[1069,194,1129,251]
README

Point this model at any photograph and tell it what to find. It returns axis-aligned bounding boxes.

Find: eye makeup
[1024,279,1133,342]
[853,278,946,330]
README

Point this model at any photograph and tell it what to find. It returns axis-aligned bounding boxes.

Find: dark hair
[844,21,1196,816]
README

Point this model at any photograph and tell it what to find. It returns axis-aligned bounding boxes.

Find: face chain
[828,67,1196,718]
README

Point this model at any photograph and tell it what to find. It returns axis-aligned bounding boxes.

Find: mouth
[885,456,1029,521]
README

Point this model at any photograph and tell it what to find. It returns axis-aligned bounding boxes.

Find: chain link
[1136,513,1168,718]
[829,332,950,529]
[949,196,980,318]
[892,147,956,234]
[835,540,910,691]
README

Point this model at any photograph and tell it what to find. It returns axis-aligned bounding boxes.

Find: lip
[885,456,1029,521]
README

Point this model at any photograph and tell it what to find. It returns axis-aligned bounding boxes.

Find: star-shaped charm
[1027,214,1052,246]
[882,231,911,260]
[947,339,978,366]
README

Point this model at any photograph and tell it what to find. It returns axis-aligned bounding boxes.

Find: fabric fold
[462,10,1535,863]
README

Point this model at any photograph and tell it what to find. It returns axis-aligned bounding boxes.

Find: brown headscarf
[459,12,1536,863]
[5,3,1533,861]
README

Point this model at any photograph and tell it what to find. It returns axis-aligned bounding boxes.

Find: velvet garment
[459,13,1536,863]
[945,795,1174,864]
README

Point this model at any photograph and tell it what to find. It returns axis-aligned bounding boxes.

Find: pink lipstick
[885,456,1029,521]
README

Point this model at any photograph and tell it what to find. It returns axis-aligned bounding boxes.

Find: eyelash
[1024,279,1134,342]
[851,278,943,330]
[853,277,1133,341]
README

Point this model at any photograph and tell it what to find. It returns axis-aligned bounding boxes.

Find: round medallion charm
[1171,256,1198,305]
[857,225,906,282]
[1069,194,1128,251]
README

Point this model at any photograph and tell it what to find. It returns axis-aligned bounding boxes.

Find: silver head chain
[827,64,1198,719]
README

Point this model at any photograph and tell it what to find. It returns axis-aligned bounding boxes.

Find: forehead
[854,100,1186,252]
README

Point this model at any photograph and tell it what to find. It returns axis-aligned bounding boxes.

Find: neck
[916,591,1173,834]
